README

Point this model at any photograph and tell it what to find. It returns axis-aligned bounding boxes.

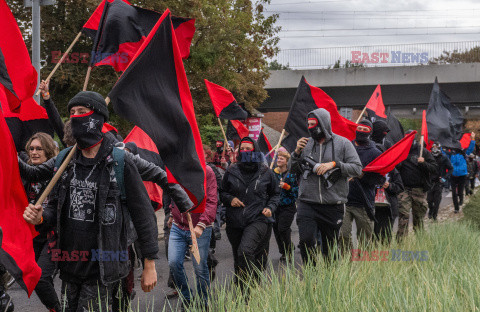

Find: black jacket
[397,143,437,191]
[432,153,453,182]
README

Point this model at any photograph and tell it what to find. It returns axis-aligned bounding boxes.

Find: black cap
[67,91,109,121]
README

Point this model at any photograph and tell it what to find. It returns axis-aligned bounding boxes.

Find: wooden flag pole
[355,106,368,124]
[35,145,77,206]
[186,213,201,264]
[35,32,83,96]
[217,118,229,158]
[419,135,424,158]
[82,66,93,91]
[267,144,279,156]
[270,129,286,169]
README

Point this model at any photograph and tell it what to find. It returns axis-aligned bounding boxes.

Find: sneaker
[454,210,459,214]
[0,291,14,312]
[166,289,179,299]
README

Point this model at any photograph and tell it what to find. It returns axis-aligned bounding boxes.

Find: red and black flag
[426,77,464,148]
[205,79,248,121]
[227,120,250,141]
[257,128,274,161]
[421,110,433,151]
[363,131,416,175]
[282,76,357,152]
[0,0,38,113]
[460,133,472,150]
[365,84,387,121]
[0,108,41,297]
[108,9,205,212]
[82,0,130,39]
[124,126,164,210]
[86,0,195,71]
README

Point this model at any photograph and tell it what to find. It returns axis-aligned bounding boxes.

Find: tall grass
[463,191,480,230]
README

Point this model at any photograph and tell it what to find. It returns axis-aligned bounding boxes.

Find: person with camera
[339,119,385,250]
[290,108,362,264]
[427,143,452,220]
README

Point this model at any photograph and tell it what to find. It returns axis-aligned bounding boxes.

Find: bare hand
[167,216,173,229]
[279,182,285,189]
[231,198,245,208]
[193,226,204,238]
[382,181,390,189]
[472,132,476,140]
[295,137,308,154]
[262,208,272,218]
[315,162,335,175]
[23,204,43,225]
[418,157,425,163]
[39,80,50,99]
[141,259,157,292]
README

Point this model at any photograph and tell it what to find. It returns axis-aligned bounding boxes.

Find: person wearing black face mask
[427,143,452,220]
[340,119,385,250]
[220,137,280,288]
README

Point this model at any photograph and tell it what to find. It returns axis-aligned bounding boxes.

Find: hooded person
[465,153,478,196]
[290,108,362,264]
[372,120,393,149]
[339,119,385,250]
[396,130,437,239]
[220,137,280,287]
[21,91,160,311]
[427,143,453,220]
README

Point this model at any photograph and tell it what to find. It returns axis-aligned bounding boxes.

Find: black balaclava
[356,119,373,145]
[237,137,261,172]
[216,140,224,153]
[308,116,325,141]
[70,111,105,150]
[431,143,441,157]
[372,120,390,144]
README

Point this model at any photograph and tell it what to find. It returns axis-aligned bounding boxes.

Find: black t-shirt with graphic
[59,152,102,284]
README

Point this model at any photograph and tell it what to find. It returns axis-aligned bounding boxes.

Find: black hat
[67,91,109,121]
[358,119,373,131]
[124,142,138,155]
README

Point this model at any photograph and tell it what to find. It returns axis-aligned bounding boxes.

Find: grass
[463,190,480,230]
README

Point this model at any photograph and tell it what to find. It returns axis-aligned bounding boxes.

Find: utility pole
[24,0,55,103]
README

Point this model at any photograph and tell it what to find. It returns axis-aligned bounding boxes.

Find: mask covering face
[308,118,325,141]
[237,141,261,172]
[216,141,224,153]
[356,128,371,145]
[70,110,105,150]
[431,147,440,157]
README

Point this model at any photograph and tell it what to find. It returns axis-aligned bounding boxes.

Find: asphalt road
[8,190,457,311]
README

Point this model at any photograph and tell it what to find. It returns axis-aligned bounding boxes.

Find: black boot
[0,289,14,312]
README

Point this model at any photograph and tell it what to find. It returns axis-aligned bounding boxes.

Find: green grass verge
[463,190,480,230]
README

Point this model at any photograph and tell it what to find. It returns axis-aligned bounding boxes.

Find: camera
[301,156,342,189]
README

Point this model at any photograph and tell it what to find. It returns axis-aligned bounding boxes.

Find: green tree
[429,46,480,65]
[269,60,290,70]
[8,0,280,136]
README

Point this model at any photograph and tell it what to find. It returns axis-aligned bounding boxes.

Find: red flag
[0,108,41,296]
[82,0,130,39]
[365,84,387,119]
[227,120,250,140]
[101,122,118,134]
[460,133,472,150]
[0,0,38,113]
[205,79,248,120]
[108,10,205,213]
[124,126,164,210]
[171,16,196,59]
[421,110,433,151]
[363,131,417,175]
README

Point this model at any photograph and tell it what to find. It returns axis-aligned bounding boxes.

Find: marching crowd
[0,84,478,312]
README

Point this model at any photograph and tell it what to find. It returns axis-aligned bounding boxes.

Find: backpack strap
[54,146,73,171]
[111,147,126,201]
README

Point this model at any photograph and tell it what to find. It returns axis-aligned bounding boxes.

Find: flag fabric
[205,79,248,120]
[426,78,464,148]
[385,110,404,144]
[0,0,38,113]
[460,133,472,150]
[227,120,250,141]
[124,126,164,210]
[82,0,131,39]
[108,9,205,213]
[363,130,417,175]
[365,84,387,121]
[86,0,194,71]
[0,108,41,297]
[257,128,274,161]
[101,122,118,135]
[421,110,433,151]
[282,76,358,153]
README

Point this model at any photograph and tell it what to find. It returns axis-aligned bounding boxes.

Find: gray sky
[265,0,480,67]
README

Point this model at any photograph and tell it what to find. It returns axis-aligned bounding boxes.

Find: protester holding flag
[272,150,298,262]
[339,120,385,250]
[396,131,437,239]
[220,137,279,287]
[22,91,159,311]
[427,143,453,220]
[290,108,362,263]
[444,133,476,213]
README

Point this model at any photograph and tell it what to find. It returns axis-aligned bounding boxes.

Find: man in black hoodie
[220,137,280,286]
[427,143,452,220]
[340,119,385,249]
[397,131,437,239]
[23,91,159,311]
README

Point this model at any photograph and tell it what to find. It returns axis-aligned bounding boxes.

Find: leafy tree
[8,0,280,136]
[430,46,480,65]
[268,60,290,70]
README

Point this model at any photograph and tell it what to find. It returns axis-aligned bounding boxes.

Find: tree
[269,60,290,70]
[429,46,480,65]
[8,0,280,136]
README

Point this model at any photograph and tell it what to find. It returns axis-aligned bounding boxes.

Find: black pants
[427,182,443,220]
[296,201,344,264]
[33,239,60,311]
[465,177,475,195]
[373,206,394,243]
[273,204,296,257]
[226,222,272,284]
[451,175,466,211]
[61,281,112,312]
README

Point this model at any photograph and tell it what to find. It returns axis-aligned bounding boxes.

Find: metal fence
[274,41,480,69]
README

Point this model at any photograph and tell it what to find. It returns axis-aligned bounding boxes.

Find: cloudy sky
[264,0,480,67]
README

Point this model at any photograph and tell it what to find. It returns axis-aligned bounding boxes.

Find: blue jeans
[168,224,212,304]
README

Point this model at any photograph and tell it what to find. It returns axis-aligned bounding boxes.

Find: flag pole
[355,106,368,124]
[217,118,229,158]
[35,32,83,96]
[186,213,201,263]
[419,135,424,158]
[82,66,93,91]
[35,145,77,206]
[270,129,286,169]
